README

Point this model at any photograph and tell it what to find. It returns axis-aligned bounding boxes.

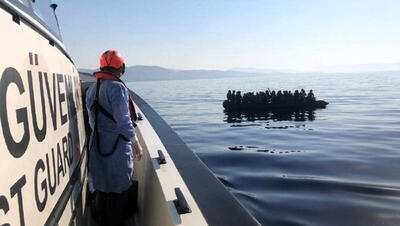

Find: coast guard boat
[0,0,260,225]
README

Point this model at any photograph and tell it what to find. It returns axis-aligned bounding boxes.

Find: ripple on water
[129,72,400,225]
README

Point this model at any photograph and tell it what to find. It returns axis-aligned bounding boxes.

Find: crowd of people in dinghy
[224,89,328,110]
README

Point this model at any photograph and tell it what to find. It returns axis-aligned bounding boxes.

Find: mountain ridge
[78,65,275,82]
[79,64,400,82]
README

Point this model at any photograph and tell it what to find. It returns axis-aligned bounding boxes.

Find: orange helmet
[100,50,125,74]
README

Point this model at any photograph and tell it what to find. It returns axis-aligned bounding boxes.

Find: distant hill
[315,63,400,73]
[79,65,273,82]
[231,68,301,74]
[233,63,400,74]
[79,64,400,82]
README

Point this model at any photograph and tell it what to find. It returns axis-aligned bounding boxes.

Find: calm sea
[127,72,400,226]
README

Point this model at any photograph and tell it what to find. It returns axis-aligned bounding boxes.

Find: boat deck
[83,203,137,226]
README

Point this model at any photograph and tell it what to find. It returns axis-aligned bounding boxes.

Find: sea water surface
[127,72,400,226]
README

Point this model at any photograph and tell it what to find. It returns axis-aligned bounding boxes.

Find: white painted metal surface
[0,1,87,225]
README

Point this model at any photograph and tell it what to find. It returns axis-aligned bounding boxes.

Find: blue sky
[55,0,400,70]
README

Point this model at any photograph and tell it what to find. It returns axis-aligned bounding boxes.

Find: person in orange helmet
[86,50,142,226]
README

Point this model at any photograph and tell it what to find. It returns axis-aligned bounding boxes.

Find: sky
[55,0,400,71]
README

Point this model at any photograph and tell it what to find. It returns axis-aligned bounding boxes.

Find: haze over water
[128,72,400,225]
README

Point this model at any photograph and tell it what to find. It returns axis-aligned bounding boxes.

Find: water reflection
[224,109,316,123]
